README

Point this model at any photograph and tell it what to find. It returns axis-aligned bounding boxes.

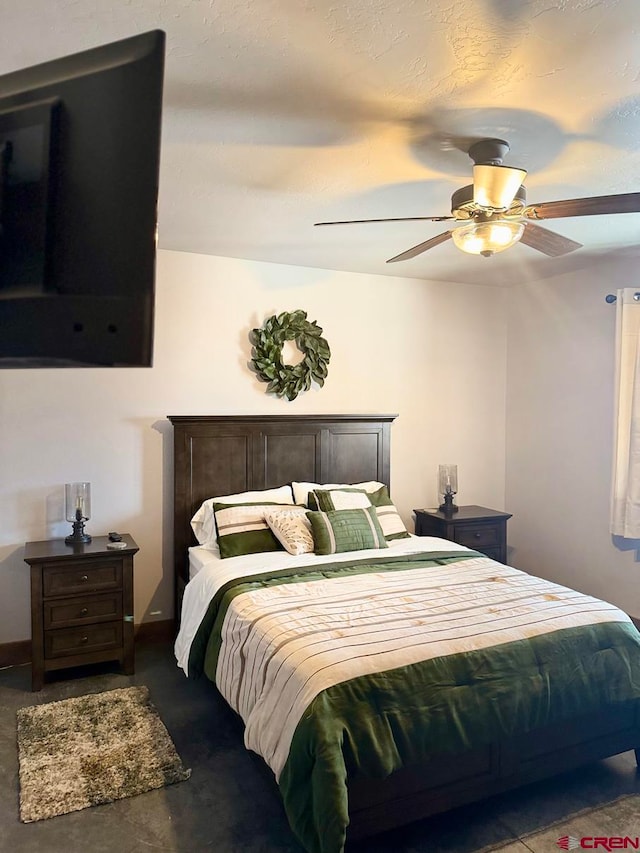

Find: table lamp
[64,482,92,544]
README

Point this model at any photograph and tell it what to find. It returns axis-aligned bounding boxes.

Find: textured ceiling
[2,0,640,285]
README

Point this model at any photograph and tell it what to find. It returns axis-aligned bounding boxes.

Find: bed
[169,413,640,853]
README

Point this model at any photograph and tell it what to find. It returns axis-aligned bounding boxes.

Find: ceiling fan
[314,138,640,263]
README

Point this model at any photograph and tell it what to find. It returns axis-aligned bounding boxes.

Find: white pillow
[292,481,385,506]
[264,507,314,556]
[190,485,294,547]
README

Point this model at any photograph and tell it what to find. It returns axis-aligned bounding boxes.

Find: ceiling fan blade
[525,192,640,220]
[519,223,583,257]
[314,215,454,226]
[386,231,452,263]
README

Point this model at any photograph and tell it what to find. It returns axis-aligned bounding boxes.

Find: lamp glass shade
[473,164,527,210]
[438,465,458,496]
[451,219,524,256]
[65,482,91,521]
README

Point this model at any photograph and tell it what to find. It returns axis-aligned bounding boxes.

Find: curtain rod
[605,293,640,303]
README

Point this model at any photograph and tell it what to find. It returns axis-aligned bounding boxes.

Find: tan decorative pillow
[264,507,315,556]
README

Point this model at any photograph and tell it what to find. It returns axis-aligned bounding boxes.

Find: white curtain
[610,288,640,537]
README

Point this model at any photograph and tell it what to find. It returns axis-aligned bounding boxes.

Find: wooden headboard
[167,413,397,611]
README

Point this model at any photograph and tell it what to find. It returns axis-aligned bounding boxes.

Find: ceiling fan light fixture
[473,164,527,210]
[451,219,525,256]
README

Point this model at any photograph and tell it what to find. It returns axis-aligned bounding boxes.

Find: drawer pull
[80,607,89,616]
[80,636,89,644]
[80,574,89,582]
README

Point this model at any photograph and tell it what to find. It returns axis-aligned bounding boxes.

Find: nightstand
[413,505,512,563]
[24,534,138,691]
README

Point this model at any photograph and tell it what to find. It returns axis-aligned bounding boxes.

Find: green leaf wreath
[250,310,331,401]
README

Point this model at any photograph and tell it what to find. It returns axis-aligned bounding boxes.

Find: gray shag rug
[17,685,191,822]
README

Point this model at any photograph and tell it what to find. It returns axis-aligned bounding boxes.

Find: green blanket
[187,552,640,853]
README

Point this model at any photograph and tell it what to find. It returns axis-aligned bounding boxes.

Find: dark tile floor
[0,638,638,853]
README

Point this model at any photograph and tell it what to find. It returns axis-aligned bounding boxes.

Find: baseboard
[0,619,176,669]
[0,639,31,669]
[134,618,175,643]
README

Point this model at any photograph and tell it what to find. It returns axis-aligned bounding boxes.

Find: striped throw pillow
[312,488,372,512]
[292,481,385,506]
[312,486,410,541]
[191,485,294,547]
[306,507,388,555]
[367,486,410,540]
[212,501,290,558]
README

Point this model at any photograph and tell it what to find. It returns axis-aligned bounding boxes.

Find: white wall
[505,255,640,618]
[0,250,507,644]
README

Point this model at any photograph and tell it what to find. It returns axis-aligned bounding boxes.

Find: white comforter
[175,535,465,673]
[175,537,631,780]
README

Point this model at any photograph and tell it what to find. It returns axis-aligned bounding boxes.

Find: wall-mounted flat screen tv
[0,30,165,367]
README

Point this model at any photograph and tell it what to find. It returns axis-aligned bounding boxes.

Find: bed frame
[168,413,640,842]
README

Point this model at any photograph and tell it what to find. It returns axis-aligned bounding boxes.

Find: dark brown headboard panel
[167,414,397,612]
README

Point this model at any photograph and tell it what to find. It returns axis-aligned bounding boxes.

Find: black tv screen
[0,30,165,367]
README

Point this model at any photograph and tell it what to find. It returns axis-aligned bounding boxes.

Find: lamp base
[438,493,459,516]
[65,519,92,545]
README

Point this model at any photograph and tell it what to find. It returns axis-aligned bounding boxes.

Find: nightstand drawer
[44,621,123,659]
[43,592,123,630]
[42,560,122,597]
[455,524,500,549]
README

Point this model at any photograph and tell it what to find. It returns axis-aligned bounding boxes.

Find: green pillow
[311,486,410,541]
[312,488,372,512]
[367,485,410,540]
[212,501,287,559]
[306,507,388,555]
